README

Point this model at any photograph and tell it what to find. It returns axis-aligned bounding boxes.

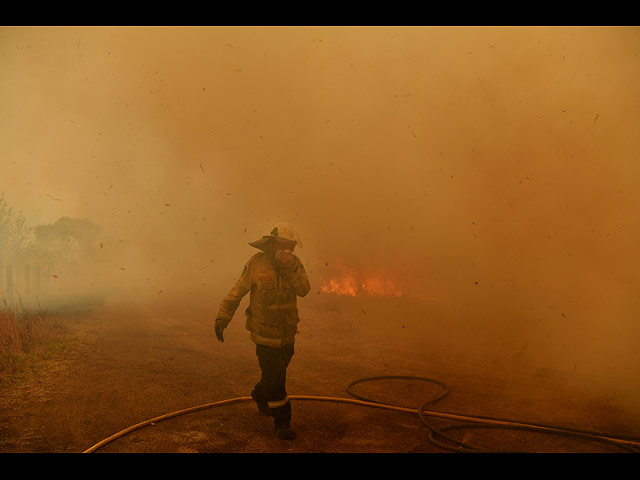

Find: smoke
[2,26,639,412]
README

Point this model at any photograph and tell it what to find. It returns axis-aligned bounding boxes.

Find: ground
[1,292,639,454]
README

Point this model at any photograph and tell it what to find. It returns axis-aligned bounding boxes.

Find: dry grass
[0,300,57,375]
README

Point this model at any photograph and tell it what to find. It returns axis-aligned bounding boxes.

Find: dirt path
[1,293,639,453]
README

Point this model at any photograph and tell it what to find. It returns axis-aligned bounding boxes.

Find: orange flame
[319,263,403,297]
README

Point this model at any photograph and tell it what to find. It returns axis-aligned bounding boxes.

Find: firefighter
[215,222,310,440]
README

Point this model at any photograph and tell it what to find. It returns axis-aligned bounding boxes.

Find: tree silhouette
[0,193,34,266]
[31,217,102,272]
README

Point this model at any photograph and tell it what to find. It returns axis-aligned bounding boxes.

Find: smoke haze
[2,26,639,412]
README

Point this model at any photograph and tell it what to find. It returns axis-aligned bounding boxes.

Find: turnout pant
[252,342,294,427]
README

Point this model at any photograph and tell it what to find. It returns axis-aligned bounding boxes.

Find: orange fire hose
[83,375,640,453]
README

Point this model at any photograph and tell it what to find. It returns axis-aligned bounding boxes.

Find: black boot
[275,424,296,440]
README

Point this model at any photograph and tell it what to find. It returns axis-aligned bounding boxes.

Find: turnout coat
[215,252,311,347]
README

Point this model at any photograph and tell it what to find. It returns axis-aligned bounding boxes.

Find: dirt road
[1,293,639,453]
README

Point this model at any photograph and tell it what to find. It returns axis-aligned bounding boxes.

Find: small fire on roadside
[318,263,403,298]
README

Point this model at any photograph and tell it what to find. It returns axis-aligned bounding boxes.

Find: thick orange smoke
[1,26,639,418]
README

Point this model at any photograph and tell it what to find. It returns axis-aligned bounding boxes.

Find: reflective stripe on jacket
[216,252,310,347]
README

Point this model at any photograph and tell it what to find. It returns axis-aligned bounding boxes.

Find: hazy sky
[2,26,639,386]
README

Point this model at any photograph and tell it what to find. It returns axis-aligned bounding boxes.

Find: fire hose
[83,375,640,453]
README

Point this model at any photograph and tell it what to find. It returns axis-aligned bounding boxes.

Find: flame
[319,263,403,297]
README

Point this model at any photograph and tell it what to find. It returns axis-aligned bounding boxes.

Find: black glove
[215,324,225,342]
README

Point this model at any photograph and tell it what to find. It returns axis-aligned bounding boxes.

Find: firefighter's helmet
[249,222,303,250]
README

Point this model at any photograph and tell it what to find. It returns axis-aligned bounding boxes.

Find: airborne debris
[46,194,61,202]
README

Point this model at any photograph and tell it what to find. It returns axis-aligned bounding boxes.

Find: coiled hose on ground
[83,375,640,453]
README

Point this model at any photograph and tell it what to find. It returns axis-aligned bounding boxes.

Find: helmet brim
[249,236,297,251]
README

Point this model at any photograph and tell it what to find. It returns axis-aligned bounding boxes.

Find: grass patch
[0,300,78,388]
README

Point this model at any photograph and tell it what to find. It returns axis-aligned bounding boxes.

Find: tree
[31,217,102,271]
[0,193,34,266]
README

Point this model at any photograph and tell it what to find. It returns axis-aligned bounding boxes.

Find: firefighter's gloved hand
[275,249,295,270]
[215,324,225,342]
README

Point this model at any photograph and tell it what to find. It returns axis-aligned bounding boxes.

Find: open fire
[318,262,403,298]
